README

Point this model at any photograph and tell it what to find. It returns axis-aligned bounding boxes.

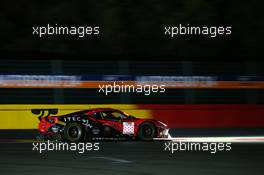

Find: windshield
[99,110,137,121]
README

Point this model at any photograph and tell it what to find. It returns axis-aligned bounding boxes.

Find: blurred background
[0,1,264,175]
[0,0,263,138]
[0,60,263,104]
[0,0,263,58]
[0,60,263,138]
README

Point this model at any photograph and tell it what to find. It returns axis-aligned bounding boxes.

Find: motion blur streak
[0,104,150,129]
[1,104,264,129]
[155,136,264,143]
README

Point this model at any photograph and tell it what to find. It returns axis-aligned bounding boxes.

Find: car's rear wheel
[138,122,156,141]
[63,122,84,142]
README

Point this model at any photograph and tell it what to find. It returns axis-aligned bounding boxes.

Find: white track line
[1,136,264,143]
[154,136,264,143]
[90,156,132,163]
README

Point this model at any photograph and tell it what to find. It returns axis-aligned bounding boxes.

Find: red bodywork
[38,108,169,139]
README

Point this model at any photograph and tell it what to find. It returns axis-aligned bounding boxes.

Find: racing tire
[137,122,156,141]
[63,122,84,142]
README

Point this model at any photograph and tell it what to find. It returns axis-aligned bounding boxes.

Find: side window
[112,112,126,119]
[101,111,122,121]
[92,112,102,120]
[101,112,108,119]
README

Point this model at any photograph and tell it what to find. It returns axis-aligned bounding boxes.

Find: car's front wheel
[63,122,84,142]
[137,122,156,141]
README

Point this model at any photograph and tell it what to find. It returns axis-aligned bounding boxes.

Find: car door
[99,111,123,133]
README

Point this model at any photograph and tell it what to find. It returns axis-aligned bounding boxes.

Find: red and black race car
[32,108,169,142]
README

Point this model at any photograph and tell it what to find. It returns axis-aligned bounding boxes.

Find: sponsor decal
[63,116,82,122]
[63,117,92,128]
[123,122,134,135]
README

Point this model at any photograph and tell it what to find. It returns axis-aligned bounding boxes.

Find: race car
[32,108,169,142]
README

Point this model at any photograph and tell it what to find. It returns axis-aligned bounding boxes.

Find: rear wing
[31,109,58,120]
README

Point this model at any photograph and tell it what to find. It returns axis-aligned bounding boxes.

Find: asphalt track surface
[0,139,264,175]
